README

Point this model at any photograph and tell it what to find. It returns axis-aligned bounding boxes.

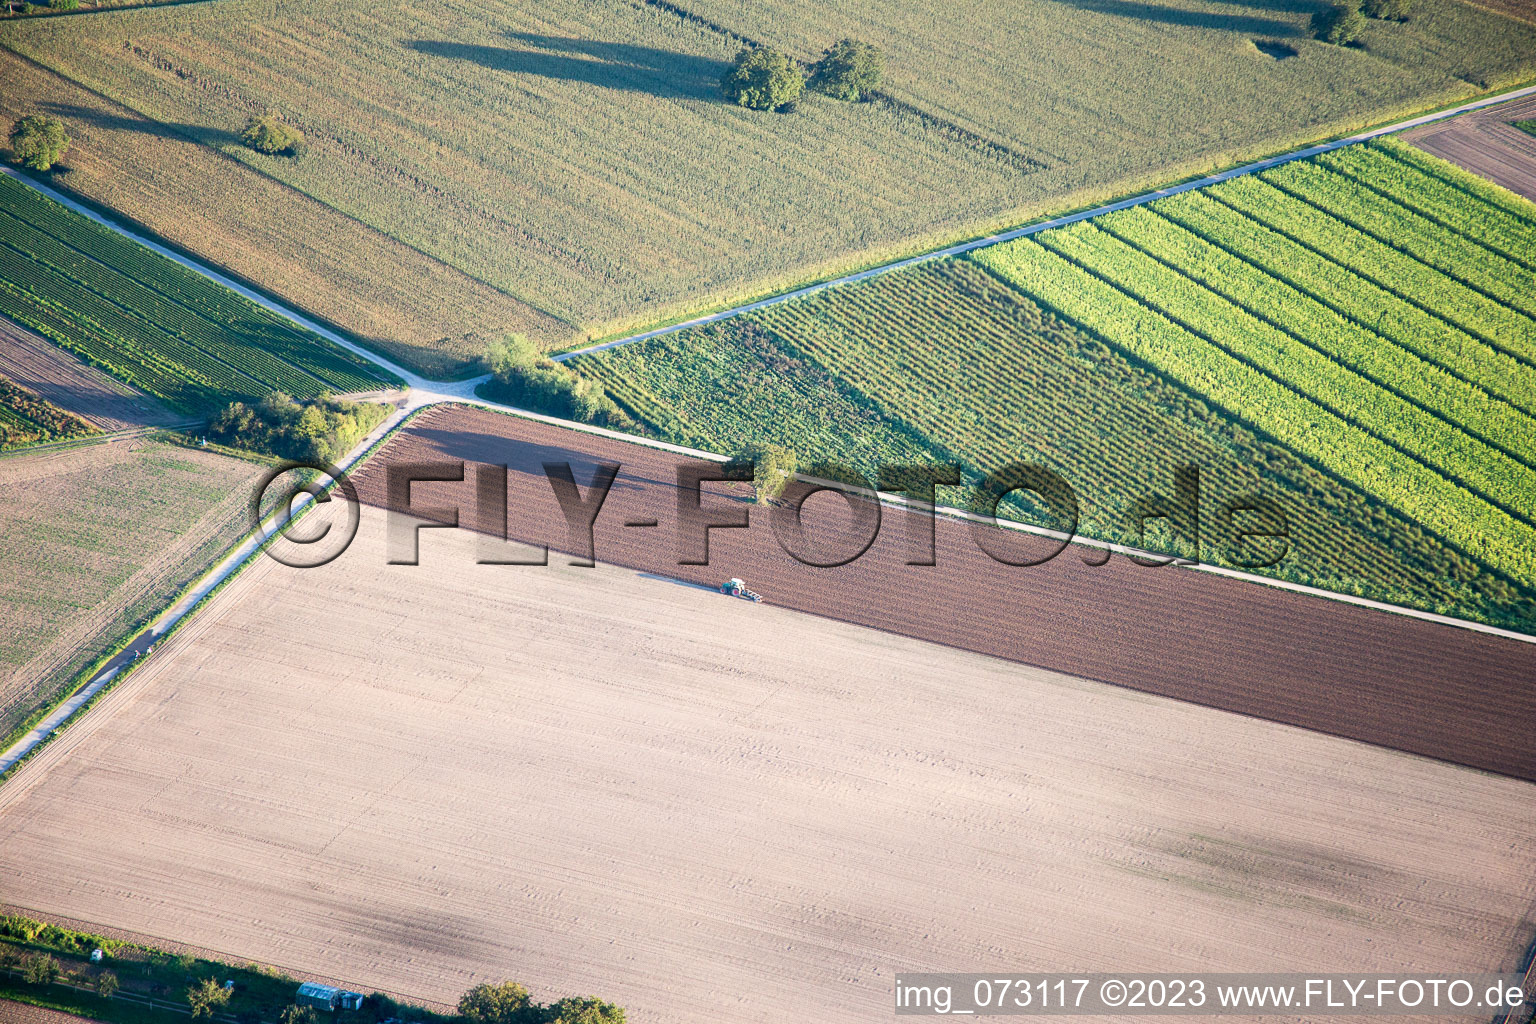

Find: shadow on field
[1050,0,1303,33]
[40,102,241,148]
[406,34,729,101]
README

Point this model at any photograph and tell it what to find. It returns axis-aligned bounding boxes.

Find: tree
[22,952,60,985]
[49,0,78,9]
[482,336,630,429]
[720,47,804,111]
[278,1005,317,1024]
[459,981,535,1024]
[241,109,304,156]
[1362,0,1412,18]
[542,996,626,1024]
[1312,0,1365,43]
[809,39,883,101]
[96,971,120,998]
[9,115,69,171]
[743,443,797,504]
[186,978,232,1020]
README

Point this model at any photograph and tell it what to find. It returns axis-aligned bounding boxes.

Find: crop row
[583,259,1512,613]
[1209,176,1536,365]
[0,257,261,411]
[1376,135,1536,231]
[1317,141,1536,271]
[0,243,264,396]
[1033,222,1536,529]
[1154,190,1536,418]
[972,238,1536,584]
[1093,205,1536,470]
[0,176,390,395]
[1259,159,1536,325]
[755,264,1439,578]
[2,210,326,398]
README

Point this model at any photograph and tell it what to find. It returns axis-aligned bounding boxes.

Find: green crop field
[2,0,1533,374]
[570,139,1536,630]
[0,174,395,413]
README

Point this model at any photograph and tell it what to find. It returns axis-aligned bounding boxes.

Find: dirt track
[350,406,1536,781]
[1405,94,1536,200]
[0,317,179,432]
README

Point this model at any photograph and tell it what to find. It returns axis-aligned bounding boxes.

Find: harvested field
[0,438,263,743]
[0,316,177,431]
[1405,93,1536,200]
[0,492,1532,1024]
[0,53,563,377]
[2,0,1533,356]
[349,406,1536,780]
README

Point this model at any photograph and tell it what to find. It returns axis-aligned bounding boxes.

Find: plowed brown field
[351,406,1536,781]
[0,491,1532,1024]
[1406,94,1536,200]
[0,317,177,431]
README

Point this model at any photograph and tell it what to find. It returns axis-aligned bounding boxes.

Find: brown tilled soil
[1405,94,1536,200]
[0,501,1532,1024]
[0,318,179,432]
[351,406,1536,781]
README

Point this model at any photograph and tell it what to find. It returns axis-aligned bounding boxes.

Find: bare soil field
[1405,93,1536,200]
[347,406,1536,781]
[0,438,262,742]
[0,317,178,432]
[1,511,1533,1023]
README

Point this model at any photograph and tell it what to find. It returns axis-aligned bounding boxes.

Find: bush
[542,996,625,1024]
[22,953,61,985]
[241,109,304,156]
[96,971,120,998]
[740,443,797,503]
[48,0,77,9]
[460,981,535,1024]
[207,391,388,463]
[278,1005,317,1024]
[810,39,884,101]
[187,978,231,1020]
[1313,1,1366,42]
[483,336,630,429]
[720,46,804,111]
[8,114,69,171]
[1362,0,1412,18]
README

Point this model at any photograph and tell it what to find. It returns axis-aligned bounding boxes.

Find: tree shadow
[1048,0,1304,34]
[405,33,729,101]
[39,102,242,147]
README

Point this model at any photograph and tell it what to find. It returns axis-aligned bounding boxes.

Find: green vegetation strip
[0,174,389,412]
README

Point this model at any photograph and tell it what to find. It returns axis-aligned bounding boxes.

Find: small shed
[296,982,342,1011]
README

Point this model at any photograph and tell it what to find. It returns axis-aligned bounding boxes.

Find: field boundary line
[554,81,1536,362]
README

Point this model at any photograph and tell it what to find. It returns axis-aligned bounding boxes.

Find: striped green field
[0,174,397,413]
[570,139,1536,630]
